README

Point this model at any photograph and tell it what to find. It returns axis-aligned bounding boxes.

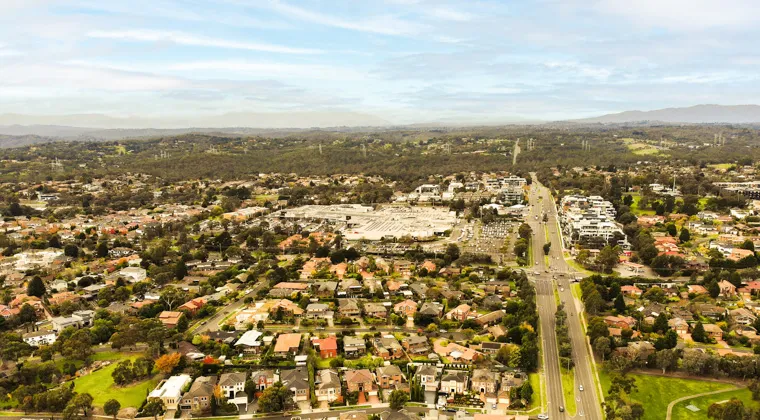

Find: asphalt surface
[528,174,602,420]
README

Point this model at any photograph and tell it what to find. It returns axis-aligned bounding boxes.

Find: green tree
[518,223,533,240]
[679,228,691,243]
[593,336,612,361]
[27,276,45,297]
[520,382,533,402]
[68,393,93,418]
[692,321,707,343]
[257,382,293,413]
[707,398,745,420]
[389,389,409,410]
[613,294,626,313]
[62,329,94,361]
[174,260,187,280]
[652,312,668,333]
[96,241,109,258]
[104,399,121,420]
[112,360,134,385]
[142,399,165,420]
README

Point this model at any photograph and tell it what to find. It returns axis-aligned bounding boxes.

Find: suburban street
[528,173,602,420]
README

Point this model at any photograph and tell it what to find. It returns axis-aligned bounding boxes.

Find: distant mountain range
[574,104,760,124]
[1,105,760,147]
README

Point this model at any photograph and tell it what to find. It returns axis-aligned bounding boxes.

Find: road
[528,173,602,420]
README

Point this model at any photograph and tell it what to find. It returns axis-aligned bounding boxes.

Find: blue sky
[2,0,760,124]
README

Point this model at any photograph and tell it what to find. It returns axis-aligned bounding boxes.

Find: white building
[118,267,147,283]
[149,374,192,410]
[23,330,57,346]
[560,194,628,248]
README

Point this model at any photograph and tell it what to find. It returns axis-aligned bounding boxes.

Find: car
[491,404,497,410]
[537,415,549,420]
[559,406,565,412]
[535,261,539,265]
[560,287,564,292]
[579,385,584,391]
[439,329,448,333]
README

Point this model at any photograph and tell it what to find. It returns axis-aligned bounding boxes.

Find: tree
[518,223,533,240]
[68,393,93,418]
[96,241,109,258]
[596,245,621,273]
[520,382,533,402]
[176,314,188,332]
[142,399,165,420]
[175,260,187,280]
[593,336,612,361]
[155,352,182,374]
[389,389,409,410]
[257,382,293,413]
[104,399,121,420]
[27,276,45,298]
[692,321,707,343]
[655,349,678,374]
[652,312,669,333]
[18,303,38,324]
[112,360,134,385]
[613,294,626,313]
[445,244,460,264]
[160,287,185,311]
[62,329,94,361]
[64,244,79,258]
[708,398,745,420]
[679,228,691,243]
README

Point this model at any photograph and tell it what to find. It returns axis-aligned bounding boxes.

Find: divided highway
[528,174,602,419]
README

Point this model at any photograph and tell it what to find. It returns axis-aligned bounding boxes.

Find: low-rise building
[149,374,192,410]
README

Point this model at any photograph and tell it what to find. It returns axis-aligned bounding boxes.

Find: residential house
[338,299,361,319]
[409,282,428,299]
[731,308,757,325]
[621,285,642,298]
[475,310,506,327]
[178,298,206,315]
[668,318,689,336]
[702,323,724,340]
[719,280,737,297]
[394,299,418,317]
[250,370,276,391]
[345,369,375,393]
[489,325,507,341]
[179,376,216,413]
[480,342,504,354]
[440,371,469,395]
[418,302,444,318]
[471,369,499,394]
[483,281,511,295]
[313,336,339,358]
[234,330,264,354]
[343,336,366,357]
[305,303,331,319]
[149,374,192,410]
[603,315,637,330]
[693,304,727,319]
[313,281,339,299]
[376,365,405,390]
[315,369,341,403]
[281,367,310,404]
[402,335,430,355]
[22,330,57,346]
[158,311,184,329]
[219,372,248,409]
[51,310,95,332]
[364,302,388,319]
[373,336,404,360]
[274,333,302,357]
[415,365,438,392]
[445,304,473,322]
[687,285,708,295]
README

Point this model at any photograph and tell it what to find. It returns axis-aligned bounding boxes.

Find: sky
[2,0,760,126]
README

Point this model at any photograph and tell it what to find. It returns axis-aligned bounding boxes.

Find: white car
[579,385,584,391]
[537,415,549,420]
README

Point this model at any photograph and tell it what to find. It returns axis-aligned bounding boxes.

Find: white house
[149,374,192,410]
[23,330,57,346]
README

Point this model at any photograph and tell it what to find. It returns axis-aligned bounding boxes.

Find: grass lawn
[343,354,384,369]
[528,373,543,411]
[560,367,577,415]
[630,193,656,216]
[671,387,757,420]
[598,370,734,420]
[71,352,158,409]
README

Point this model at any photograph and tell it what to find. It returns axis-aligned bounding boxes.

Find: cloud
[164,60,366,81]
[592,0,760,30]
[87,29,323,54]
[426,7,474,22]
[265,0,429,36]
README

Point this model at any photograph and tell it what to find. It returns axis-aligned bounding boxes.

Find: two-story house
[219,372,248,409]
[414,365,438,392]
[373,336,404,360]
[376,365,405,390]
[315,369,342,403]
[281,367,310,405]
[250,370,276,391]
[345,369,375,393]
[343,336,367,357]
[440,371,468,396]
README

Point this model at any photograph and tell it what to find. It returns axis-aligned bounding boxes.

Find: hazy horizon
[3,0,760,127]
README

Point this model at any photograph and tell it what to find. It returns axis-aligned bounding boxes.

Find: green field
[599,370,734,420]
[623,139,664,156]
[671,388,757,420]
[561,367,577,415]
[629,193,656,216]
[528,373,543,411]
[71,352,158,408]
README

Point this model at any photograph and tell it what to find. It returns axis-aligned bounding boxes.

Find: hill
[575,104,760,124]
